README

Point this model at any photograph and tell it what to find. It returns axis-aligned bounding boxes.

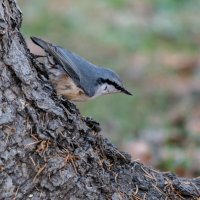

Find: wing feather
[31,37,81,84]
[48,46,81,83]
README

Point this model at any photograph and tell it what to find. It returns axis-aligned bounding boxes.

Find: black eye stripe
[99,78,124,91]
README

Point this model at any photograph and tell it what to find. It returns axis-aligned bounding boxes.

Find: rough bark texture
[0,1,200,199]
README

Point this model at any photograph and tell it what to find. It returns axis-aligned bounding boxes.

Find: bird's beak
[121,88,132,96]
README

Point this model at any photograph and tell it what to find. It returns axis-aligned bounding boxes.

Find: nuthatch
[31,37,132,102]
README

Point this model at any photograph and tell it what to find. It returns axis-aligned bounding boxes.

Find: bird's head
[93,67,132,97]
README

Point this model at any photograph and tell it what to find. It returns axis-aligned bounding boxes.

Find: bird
[31,37,132,102]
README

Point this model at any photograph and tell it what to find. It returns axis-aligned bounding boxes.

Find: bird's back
[31,37,99,97]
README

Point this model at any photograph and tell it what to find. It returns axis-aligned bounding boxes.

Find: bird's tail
[31,36,50,51]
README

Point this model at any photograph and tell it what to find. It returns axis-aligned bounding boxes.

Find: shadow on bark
[0,1,200,199]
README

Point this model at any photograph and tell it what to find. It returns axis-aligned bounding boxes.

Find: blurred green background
[18,0,200,177]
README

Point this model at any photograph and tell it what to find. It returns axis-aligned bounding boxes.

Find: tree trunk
[0,1,200,199]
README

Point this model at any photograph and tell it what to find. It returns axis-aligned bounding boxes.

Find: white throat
[93,83,119,98]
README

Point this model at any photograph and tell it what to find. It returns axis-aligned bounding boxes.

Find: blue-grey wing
[50,46,99,97]
[31,37,97,97]
[45,45,81,83]
[31,37,81,84]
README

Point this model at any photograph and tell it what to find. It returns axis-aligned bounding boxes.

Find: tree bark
[0,0,200,199]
